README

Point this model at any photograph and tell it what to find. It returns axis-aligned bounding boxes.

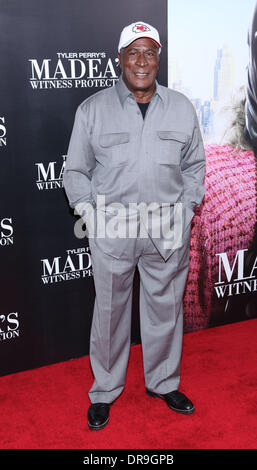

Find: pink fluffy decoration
[183,144,257,332]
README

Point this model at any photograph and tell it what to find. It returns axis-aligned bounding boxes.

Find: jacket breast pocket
[157,131,188,165]
[99,132,130,167]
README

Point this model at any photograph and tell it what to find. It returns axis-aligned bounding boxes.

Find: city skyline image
[168,0,256,142]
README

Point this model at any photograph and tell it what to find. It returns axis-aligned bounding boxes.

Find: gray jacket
[63,76,205,260]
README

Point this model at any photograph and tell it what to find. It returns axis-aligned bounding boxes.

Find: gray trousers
[88,219,191,404]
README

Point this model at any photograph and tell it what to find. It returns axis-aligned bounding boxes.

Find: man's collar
[115,75,132,107]
[155,80,165,104]
[115,75,165,107]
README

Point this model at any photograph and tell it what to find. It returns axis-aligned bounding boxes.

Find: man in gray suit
[63,21,205,430]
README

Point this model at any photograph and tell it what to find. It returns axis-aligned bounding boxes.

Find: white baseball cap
[118,21,162,53]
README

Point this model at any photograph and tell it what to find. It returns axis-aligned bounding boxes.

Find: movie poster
[168,0,257,331]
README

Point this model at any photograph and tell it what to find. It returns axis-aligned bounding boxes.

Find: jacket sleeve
[63,104,96,214]
[181,109,206,211]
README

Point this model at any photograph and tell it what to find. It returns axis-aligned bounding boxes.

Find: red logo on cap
[133,23,150,33]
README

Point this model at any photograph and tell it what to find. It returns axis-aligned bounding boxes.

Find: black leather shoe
[88,403,110,430]
[146,389,195,414]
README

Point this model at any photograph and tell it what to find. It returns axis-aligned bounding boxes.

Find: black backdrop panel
[0,0,167,375]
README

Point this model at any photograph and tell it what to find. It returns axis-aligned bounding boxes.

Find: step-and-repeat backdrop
[0,0,167,375]
[1,0,257,376]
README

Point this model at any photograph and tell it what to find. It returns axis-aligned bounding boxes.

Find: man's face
[118,37,160,96]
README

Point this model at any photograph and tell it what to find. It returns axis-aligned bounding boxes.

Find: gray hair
[214,86,253,151]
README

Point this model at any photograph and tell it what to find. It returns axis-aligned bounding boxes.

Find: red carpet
[1,319,257,449]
